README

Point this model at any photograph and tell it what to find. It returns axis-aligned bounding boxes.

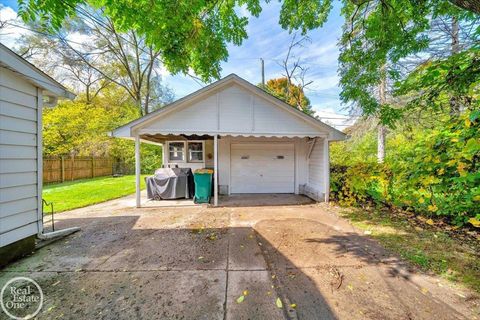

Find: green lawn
[43,175,146,213]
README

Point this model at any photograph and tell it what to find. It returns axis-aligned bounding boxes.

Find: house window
[188,142,204,162]
[168,142,185,161]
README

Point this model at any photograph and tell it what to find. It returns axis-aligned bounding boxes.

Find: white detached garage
[112,74,345,206]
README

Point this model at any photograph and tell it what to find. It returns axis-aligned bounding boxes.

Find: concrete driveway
[1,194,478,319]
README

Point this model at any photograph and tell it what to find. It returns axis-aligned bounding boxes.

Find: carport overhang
[123,131,332,208]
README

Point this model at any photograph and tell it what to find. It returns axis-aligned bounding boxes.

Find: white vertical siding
[308,138,324,190]
[140,83,323,135]
[0,67,39,247]
[204,140,214,168]
[218,136,231,194]
[303,138,326,201]
[218,86,253,132]
[294,139,308,194]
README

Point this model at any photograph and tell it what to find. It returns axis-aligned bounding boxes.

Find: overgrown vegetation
[331,109,480,227]
[43,87,164,174]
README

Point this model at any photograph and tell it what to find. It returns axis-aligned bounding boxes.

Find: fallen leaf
[468,218,480,228]
[198,256,204,260]
[347,284,354,291]
[426,219,434,225]
[243,290,249,296]
[236,295,245,303]
[421,287,429,295]
[276,298,283,308]
[290,303,297,309]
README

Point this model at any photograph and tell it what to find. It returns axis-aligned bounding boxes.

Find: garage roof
[112,74,346,141]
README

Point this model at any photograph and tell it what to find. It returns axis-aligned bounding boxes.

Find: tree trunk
[377,65,387,163]
[449,17,461,116]
[377,125,386,163]
[447,0,480,15]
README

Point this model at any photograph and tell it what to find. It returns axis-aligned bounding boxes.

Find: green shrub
[330,163,392,207]
[330,110,480,226]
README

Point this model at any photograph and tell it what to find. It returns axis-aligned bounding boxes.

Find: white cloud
[0,6,31,49]
[314,107,357,129]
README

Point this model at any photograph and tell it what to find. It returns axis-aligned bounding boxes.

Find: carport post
[135,135,141,208]
[214,134,218,206]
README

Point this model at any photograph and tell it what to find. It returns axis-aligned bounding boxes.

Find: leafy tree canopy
[43,85,163,172]
[264,77,315,116]
[19,0,479,120]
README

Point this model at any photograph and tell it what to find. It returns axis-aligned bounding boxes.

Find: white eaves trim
[0,43,75,100]
[112,74,346,141]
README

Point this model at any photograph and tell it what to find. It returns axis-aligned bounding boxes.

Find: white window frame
[167,141,186,162]
[166,141,205,163]
[187,141,205,163]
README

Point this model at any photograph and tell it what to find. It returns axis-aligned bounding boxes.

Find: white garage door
[230,143,294,193]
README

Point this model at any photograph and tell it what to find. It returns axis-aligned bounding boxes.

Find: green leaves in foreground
[396,48,480,114]
[17,0,335,82]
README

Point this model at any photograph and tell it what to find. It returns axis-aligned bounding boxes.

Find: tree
[18,0,479,119]
[42,85,137,157]
[262,33,315,116]
[264,77,315,116]
[42,86,163,173]
[13,7,174,114]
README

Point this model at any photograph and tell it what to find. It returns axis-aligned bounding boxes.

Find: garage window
[167,141,204,163]
[188,142,204,162]
[168,142,185,161]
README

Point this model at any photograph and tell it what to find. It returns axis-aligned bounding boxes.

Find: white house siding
[0,67,39,247]
[302,138,326,201]
[138,84,322,136]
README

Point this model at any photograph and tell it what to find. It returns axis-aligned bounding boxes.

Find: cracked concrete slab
[0,270,225,319]
[1,193,478,320]
[225,271,284,320]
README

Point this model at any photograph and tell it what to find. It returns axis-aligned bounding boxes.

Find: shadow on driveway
[0,210,471,319]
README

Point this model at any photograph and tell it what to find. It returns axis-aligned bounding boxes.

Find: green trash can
[193,169,213,203]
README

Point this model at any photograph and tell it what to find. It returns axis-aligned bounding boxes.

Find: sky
[0,0,356,128]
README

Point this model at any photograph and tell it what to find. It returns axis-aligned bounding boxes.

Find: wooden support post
[135,135,141,208]
[71,156,74,181]
[61,156,65,182]
[91,157,95,178]
[213,134,218,206]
